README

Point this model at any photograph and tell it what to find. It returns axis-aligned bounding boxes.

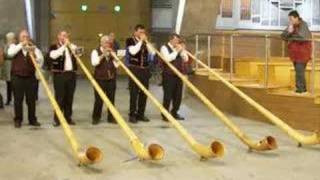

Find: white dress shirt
[128,37,155,56]
[160,43,189,62]
[49,43,77,71]
[91,47,119,68]
[7,43,44,67]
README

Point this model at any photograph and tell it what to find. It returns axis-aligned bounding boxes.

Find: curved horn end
[148,144,165,161]
[259,136,278,151]
[78,146,103,165]
[211,141,225,158]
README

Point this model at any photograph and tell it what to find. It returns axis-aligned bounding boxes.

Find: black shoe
[5,102,10,106]
[29,121,41,127]
[68,121,76,125]
[173,114,185,121]
[14,122,22,128]
[129,116,138,124]
[107,119,117,124]
[137,116,150,122]
[92,119,100,125]
[53,122,60,127]
[162,116,169,122]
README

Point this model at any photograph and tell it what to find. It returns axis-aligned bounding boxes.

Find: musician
[91,35,119,125]
[125,24,155,123]
[49,31,78,126]
[281,10,312,94]
[160,34,189,121]
[7,30,43,128]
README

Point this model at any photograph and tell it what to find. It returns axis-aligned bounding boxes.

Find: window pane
[241,0,251,20]
[222,0,233,17]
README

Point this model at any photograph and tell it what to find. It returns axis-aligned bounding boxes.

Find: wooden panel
[189,75,320,131]
[50,0,151,73]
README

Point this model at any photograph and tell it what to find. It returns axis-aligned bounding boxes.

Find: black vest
[125,37,149,67]
[94,48,117,80]
[49,44,77,72]
[11,50,35,77]
[162,44,185,75]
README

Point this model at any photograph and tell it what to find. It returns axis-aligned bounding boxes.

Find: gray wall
[0,0,27,44]
[180,0,221,36]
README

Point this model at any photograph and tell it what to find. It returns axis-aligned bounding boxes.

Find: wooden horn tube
[187,51,320,146]
[69,48,164,161]
[110,52,224,159]
[29,54,103,165]
[145,40,277,151]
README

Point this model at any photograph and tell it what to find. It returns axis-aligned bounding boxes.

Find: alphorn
[145,40,277,151]
[110,51,224,160]
[28,52,103,165]
[187,51,320,147]
[67,44,164,161]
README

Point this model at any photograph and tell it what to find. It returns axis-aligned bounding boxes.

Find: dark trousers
[0,94,3,108]
[53,72,76,123]
[129,66,150,118]
[35,80,39,101]
[162,74,183,116]
[12,75,37,123]
[92,78,116,122]
[293,62,307,92]
[6,81,12,104]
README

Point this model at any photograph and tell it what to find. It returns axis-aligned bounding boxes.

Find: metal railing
[186,32,320,95]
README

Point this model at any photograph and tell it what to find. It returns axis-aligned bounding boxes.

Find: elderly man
[2,32,16,106]
[49,31,78,126]
[7,30,43,128]
[91,35,119,125]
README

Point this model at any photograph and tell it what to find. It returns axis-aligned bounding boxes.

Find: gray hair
[100,35,111,45]
[6,32,15,40]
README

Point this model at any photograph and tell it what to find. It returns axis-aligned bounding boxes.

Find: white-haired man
[2,32,16,106]
[7,30,43,128]
[91,35,119,125]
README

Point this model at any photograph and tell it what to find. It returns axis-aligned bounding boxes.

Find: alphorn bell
[145,40,277,151]
[28,48,103,165]
[187,51,320,147]
[110,51,224,160]
[67,43,164,161]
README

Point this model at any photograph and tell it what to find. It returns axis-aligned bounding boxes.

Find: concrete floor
[0,77,319,180]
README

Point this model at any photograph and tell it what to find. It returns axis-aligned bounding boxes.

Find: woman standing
[281,11,312,94]
[2,32,16,105]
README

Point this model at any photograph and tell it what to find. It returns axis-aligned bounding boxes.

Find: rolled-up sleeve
[91,50,101,66]
[7,43,23,57]
[49,45,66,59]
[160,45,178,62]
[128,41,143,55]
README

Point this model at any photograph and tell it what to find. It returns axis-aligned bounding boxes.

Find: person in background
[7,30,43,128]
[281,10,312,94]
[0,48,4,108]
[91,35,119,125]
[109,32,120,52]
[2,32,16,106]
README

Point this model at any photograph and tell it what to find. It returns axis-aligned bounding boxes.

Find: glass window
[221,0,233,18]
